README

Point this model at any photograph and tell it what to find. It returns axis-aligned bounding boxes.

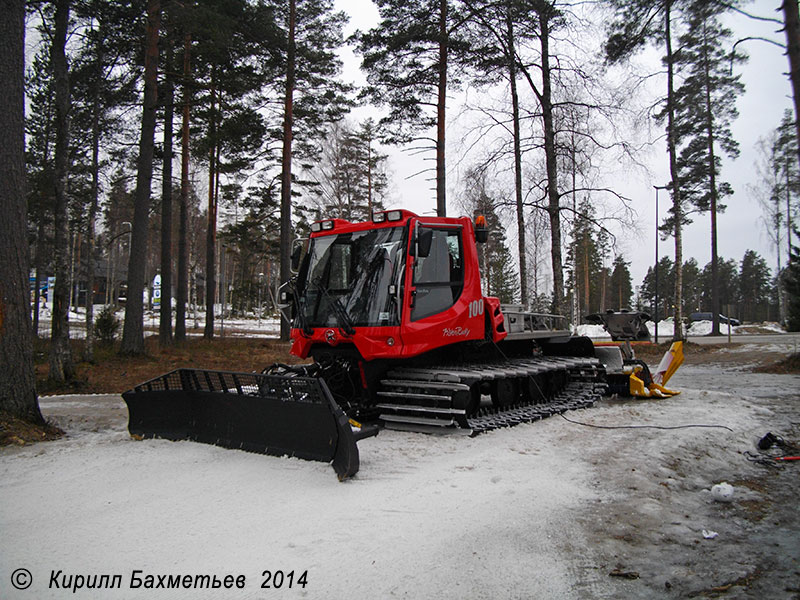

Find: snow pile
[645,319,680,338]
[577,319,678,339]
[575,323,608,338]
[687,320,714,336]
[710,482,735,502]
[686,320,741,336]
[758,322,786,334]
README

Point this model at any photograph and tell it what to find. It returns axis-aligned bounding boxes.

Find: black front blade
[122,369,377,480]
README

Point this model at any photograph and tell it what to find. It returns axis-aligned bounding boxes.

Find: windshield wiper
[310,277,356,336]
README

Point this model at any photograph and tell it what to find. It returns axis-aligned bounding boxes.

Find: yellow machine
[586,311,683,399]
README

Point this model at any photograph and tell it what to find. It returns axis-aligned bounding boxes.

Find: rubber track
[376,356,607,435]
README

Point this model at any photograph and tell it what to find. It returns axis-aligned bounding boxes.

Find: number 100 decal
[468,299,484,319]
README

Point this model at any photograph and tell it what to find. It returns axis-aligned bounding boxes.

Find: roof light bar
[386,210,402,221]
[372,212,387,223]
[311,219,336,232]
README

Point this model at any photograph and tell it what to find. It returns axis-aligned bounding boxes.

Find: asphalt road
[684,332,800,346]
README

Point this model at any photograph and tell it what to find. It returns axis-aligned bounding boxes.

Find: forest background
[3,0,800,413]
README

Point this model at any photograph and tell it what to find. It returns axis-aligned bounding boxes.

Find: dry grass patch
[35,336,300,395]
[0,411,64,447]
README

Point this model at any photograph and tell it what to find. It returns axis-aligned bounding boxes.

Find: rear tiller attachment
[585,310,683,398]
[122,369,378,480]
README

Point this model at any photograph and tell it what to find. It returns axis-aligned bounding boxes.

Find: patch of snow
[575,324,608,338]
[577,319,678,339]
[710,482,734,502]
[758,322,786,333]
[717,342,798,355]
[687,320,714,336]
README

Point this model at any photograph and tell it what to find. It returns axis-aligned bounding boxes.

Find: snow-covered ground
[2,349,799,599]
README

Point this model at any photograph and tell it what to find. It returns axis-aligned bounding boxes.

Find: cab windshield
[299,226,406,328]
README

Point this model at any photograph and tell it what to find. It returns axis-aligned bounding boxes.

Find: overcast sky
[334,0,793,302]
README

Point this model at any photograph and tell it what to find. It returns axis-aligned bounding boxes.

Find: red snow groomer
[124,210,673,479]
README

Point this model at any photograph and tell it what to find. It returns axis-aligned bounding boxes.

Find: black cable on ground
[744,451,783,467]
[559,412,734,432]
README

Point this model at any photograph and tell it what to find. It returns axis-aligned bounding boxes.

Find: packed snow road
[1,357,798,599]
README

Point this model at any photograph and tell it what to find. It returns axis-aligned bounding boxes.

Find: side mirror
[277,282,295,323]
[278,288,293,309]
[417,228,433,258]
[290,238,307,274]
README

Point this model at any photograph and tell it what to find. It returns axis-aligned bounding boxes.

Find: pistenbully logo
[443,327,470,337]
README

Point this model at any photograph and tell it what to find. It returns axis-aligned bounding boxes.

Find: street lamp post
[220,246,227,338]
[257,272,264,326]
[653,186,668,345]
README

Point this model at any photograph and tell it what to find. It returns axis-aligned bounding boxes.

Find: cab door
[401,219,483,356]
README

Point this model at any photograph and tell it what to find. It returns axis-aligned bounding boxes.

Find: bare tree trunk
[204,82,217,340]
[583,243,590,311]
[701,17,720,337]
[600,265,607,311]
[788,168,793,272]
[159,42,174,345]
[506,11,527,307]
[783,0,800,174]
[435,0,448,217]
[665,0,685,342]
[539,9,564,315]
[84,54,102,362]
[49,0,75,381]
[367,135,373,216]
[279,0,296,342]
[175,32,191,342]
[121,0,160,355]
[0,0,43,423]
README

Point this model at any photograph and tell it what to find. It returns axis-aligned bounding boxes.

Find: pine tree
[606,0,688,341]
[70,0,141,360]
[458,0,547,308]
[276,0,352,340]
[785,229,800,331]
[356,0,472,217]
[782,0,800,176]
[459,168,517,302]
[187,0,280,339]
[566,198,604,315]
[608,255,633,310]
[25,47,56,339]
[700,258,738,318]
[46,0,78,380]
[774,110,800,261]
[641,257,675,320]
[739,250,772,323]
[309,119,389,222]
[671,0,746,335]
[0,0,43,423]
[120,0,160,355]
[681,258,702,315]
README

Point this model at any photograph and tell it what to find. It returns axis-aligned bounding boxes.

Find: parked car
[688,312,740,326]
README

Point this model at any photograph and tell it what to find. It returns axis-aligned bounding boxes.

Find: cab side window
[411,228,464,320]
